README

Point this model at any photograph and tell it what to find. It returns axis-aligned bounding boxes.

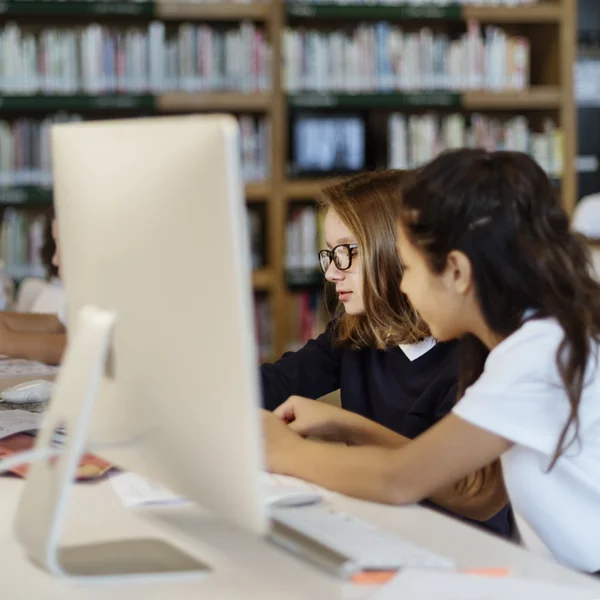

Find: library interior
[0,0,600,598]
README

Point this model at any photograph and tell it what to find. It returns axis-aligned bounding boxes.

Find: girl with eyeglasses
[260,171,512,537]
[263,150,600,574]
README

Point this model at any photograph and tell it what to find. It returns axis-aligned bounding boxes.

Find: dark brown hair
[398,149,600,468]
[40,210,58,280]
[320,170,429,349]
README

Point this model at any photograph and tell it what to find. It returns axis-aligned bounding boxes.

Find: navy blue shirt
[261,324,513,538]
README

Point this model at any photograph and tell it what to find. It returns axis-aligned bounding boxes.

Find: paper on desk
[111,471,325,509]
[110,472,190,508]
[370,570,600,600]
[0,410,43,440]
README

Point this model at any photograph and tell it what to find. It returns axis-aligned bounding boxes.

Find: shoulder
[485,318,564,381]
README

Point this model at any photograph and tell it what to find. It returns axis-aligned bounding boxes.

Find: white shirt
[573,193,600,239]
[399,337,436,361]
[453,318,600,572]
[31,278,67,325]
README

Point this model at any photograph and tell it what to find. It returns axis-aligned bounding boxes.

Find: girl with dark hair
[263,150,600,573]
[261,170,512,537]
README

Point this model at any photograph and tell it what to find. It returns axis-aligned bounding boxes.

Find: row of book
[388,114,563,177]
[247,207,265,270]
[286,291,328,352]
[0,22,271,94]
[254,294,273,362]
[256,291,328,359]
[0,210,48,280]
[0,114,270,186]
[285,204,325,272]
[283,22,529,92]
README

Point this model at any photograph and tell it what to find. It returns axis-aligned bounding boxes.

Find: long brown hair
[320,171,429,349]
[398,149,600,468]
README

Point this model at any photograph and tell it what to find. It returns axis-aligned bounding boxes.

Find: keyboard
[270,505,456,578]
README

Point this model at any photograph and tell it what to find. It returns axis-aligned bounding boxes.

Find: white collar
[398,337,436,361]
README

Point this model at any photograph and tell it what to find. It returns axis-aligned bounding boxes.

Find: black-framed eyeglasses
[318,243,358,274]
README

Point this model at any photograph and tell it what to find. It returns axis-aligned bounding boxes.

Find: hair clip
[468,216,493,231]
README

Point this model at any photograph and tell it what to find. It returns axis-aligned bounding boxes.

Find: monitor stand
[13,306,211,583]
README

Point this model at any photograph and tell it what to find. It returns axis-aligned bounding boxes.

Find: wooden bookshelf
[462,87,563,110]
[463,4,562,22]
[0,1,154,17]
[0,95,155,112]
[157,92,272,113]
[0,1,270,19]
[0,93,271,114]
[286,2,562,22]
[0,188,53,206]
[157,1,271,20]
[252,268,274,290]
[0,185,268,206]
[246,182,273,201]
[285,179,341,200]
[0,0,577,357]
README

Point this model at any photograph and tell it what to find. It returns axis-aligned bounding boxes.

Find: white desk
[0,477,598,600]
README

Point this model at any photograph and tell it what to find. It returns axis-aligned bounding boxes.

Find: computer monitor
[14,115,268,581]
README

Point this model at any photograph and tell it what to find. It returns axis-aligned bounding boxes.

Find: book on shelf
[284,20,528,93]
[285,204,325,277]
[0,22,271,95]
[290,113,365,175]
[246,206,265,270]
[388,113,563,178]
[254,294,273,362]
[239,116,271,183]
[0,209,47,281]
[0,114,269,188]
[286,291,328,352]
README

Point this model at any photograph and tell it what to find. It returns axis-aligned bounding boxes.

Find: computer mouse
[0,380,55,404]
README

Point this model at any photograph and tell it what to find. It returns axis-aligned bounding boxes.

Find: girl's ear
[444,250,473,295]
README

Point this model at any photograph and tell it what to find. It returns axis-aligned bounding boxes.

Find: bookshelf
[0,0,576,359]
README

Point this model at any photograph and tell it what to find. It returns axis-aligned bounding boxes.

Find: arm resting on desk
[264,411,510,522]
[0,313,66,365]
[0,312,65,334]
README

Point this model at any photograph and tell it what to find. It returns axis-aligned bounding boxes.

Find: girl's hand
[274,395,355,443]
[261,409,305,473]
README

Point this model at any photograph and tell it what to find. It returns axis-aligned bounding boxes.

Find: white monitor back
[38,115,266,535]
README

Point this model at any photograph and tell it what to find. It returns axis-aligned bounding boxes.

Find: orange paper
[351,567,513,585]
[0,433,113,480]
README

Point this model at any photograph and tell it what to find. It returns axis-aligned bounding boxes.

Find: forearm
[2,312,65,334]
[341,413,410,448]
[2,330,66,365]
[281,440,508,521]
[282,440,403,505]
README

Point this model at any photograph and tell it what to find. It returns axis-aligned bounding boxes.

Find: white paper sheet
[0,409,43,440]
[110,471,324,509]
[370,570,600,600]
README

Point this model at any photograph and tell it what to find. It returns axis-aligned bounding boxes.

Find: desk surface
[0,477,598,600]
